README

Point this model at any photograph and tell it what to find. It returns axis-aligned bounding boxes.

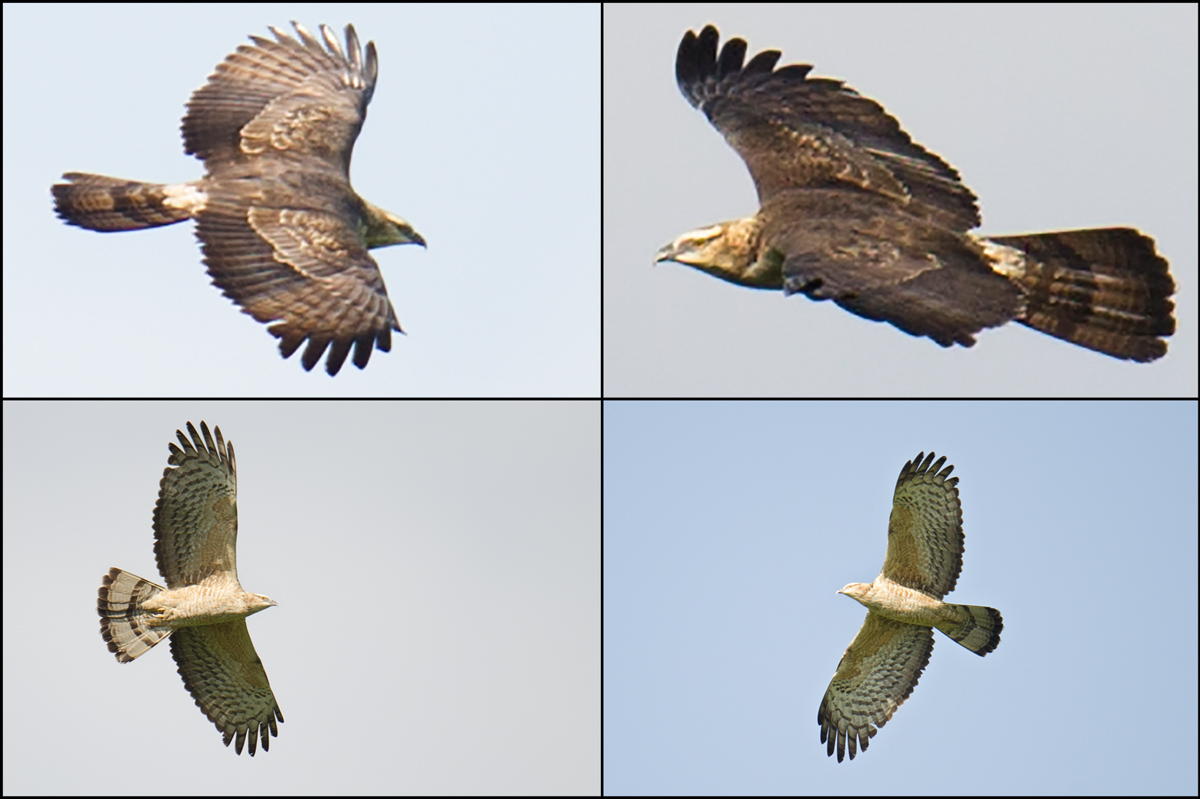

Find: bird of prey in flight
[98,422,282,755]
[818,452,1002,762]
[53,22,426,375]
[657,25,1175,362]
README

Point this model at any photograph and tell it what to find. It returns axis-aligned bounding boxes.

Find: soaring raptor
[53,23,425,375]
[657,25,1176,362]
[97,422,283,755]
[818,452,1002,762]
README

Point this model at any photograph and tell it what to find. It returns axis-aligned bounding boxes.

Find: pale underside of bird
[97,422,282,755]
[53,22,426,375]
[817,452,1002,762]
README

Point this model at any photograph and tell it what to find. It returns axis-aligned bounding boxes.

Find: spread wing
[818,613,934,762]
[184,22,375,173]
[881,451,964,597]
[186,23,418,375]
[674,26,1022,347]
[153,421,238,588]
[674,25,980,231]
[171,623,284,756]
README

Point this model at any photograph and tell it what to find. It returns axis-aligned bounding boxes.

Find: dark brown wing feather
[196,171,399,375]
[184,22,375,172]
[762,190,1021,348]
[185,23,400,375]
[675,25,980,231]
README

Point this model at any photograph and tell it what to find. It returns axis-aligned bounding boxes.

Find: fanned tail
[981,228,1175,362]
[97,567,171,662]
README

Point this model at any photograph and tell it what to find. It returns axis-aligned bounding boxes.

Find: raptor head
[655,216,781,289]
[362,202,426,249]
[247,594,279,615]
[837,583,872,606]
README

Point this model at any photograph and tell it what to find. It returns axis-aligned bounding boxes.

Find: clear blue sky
[3,402,598,793]
[604,401,1198,793]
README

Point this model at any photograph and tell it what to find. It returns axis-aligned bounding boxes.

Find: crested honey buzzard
[53,23,426,375]
[657,25,1176,362]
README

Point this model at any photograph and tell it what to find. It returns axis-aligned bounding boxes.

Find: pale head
[656,215,782,289]
[657,220,751,271]
[247,594,278,615]
[837,583,872,606]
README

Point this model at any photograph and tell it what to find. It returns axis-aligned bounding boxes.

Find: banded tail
[52,172,206,233]
[939,603,1003,656]
[982,227,1175,362]
[97,567,171,663]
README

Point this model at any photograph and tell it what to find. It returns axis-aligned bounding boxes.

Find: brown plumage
[53,23,425,375]
[657,25,1176,362]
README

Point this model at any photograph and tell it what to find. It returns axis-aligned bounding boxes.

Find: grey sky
[4,4,599,396]
[604,400,1198,793]
[604,4,1197,396]
[3,401,598,793]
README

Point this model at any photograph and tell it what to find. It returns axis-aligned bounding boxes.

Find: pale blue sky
[3,401,599,793]
[604,400,1197,793]
[4,4,599,396]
